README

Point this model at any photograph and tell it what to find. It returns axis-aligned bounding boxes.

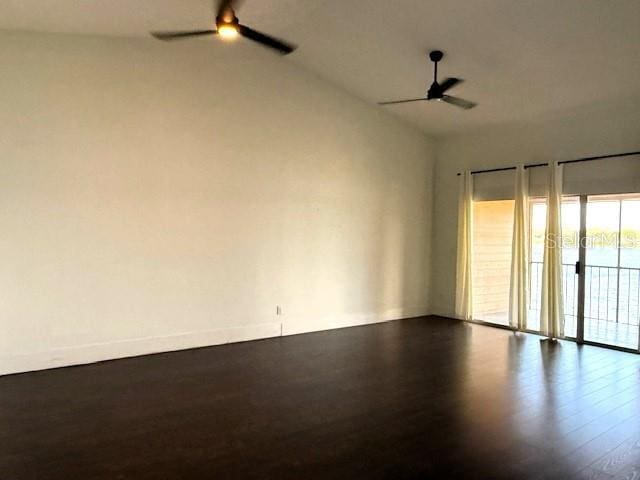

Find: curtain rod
[455,150,640,176]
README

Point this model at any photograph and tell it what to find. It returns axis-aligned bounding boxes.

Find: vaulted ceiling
[1,0,639,136]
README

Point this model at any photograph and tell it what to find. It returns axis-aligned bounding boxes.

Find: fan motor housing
[216,13,239,28]
[427,82,443,100]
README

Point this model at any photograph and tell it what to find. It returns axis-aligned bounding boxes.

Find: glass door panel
[527,200,546,330]
[527,197,580,337]
[584,195,640,350]
[561,198,580,338]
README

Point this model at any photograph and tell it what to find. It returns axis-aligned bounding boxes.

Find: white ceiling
[1,0,639,136]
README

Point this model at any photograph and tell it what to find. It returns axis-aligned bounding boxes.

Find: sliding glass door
[470,190,640,352]
[528,194,640,351]
[583,195,640,350]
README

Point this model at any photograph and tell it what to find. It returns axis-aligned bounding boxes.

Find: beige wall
[0,31,435,375]
[431,98,640,317]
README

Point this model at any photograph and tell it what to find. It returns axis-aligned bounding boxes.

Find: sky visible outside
[531,198,640,235]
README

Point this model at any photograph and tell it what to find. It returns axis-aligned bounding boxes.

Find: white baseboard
[0,322,282,376]
[281,306,429,336]
[0,306,430,376]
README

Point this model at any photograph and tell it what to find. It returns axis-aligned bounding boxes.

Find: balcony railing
[528,261,640,346]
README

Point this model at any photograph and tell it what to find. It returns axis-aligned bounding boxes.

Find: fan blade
[439,77,462,93]
[238,24,296,54]
[378,98,428,105]
[442,95,477,110]
[151,30,216,41]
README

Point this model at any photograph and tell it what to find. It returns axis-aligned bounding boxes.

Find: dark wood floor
[2,316,640,479]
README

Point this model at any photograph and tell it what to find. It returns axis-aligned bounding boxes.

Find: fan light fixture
[217,23,239,39]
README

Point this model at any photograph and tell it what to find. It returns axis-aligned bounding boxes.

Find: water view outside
[528,197,640,349]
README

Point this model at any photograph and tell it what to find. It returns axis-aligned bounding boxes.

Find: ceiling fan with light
[151,0,297,55]
[379,50,476,109]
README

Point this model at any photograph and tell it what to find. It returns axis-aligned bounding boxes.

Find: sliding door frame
[559,193,640,353]
[576,195,587,344]
[578,194,640,353]
[468,193,640,355]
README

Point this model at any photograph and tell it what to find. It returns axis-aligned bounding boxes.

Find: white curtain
[455,171,473,321]
[509,165,529,330]
[540,162,565,338]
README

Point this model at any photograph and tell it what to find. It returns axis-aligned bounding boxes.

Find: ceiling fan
[151,0,297,55]
[379,50,476,109]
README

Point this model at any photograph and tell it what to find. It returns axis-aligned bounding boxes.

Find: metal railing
[528,261,640,336]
